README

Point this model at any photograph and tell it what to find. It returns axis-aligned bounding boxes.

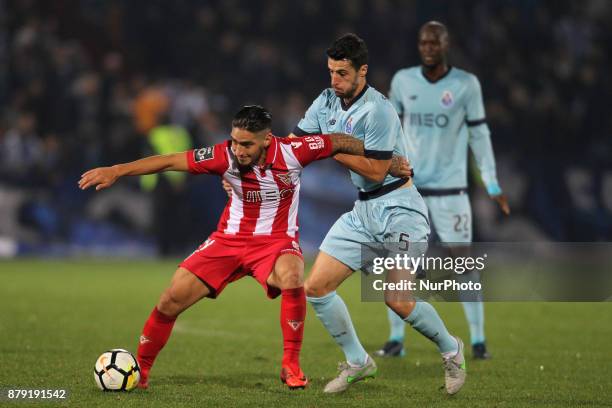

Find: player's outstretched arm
[333,154,391,183]
[327,133,390,183]
[328,133,365,155]
[78,152,188,191]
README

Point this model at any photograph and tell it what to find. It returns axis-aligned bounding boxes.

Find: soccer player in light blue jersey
[377,21,510,360]
[296,33,466,394]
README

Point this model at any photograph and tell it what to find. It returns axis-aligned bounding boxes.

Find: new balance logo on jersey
[245,188,295,203]
[194,147,214,162]
[407,112,449,128]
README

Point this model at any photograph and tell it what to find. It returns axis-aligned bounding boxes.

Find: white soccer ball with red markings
[94,349,140,391]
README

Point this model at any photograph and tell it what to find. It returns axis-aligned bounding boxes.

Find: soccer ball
[94,349,141,391]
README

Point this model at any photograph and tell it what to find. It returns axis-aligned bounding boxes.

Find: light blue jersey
[296,84,430,270]
[389,66,499,192]
[294,85,409,193]
[386,66,493,348]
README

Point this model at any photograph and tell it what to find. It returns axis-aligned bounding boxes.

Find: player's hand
[221,179,232,198]
[389,156,413,178]
[491,194,510,215]
[78,166,120,191]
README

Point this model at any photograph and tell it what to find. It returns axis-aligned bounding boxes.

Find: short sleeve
[363,102,397,160]
[293,92,325,135]
[465,75,487,126]
[388,72,404,115]
[186,142,229,175]
[290,135,333,167]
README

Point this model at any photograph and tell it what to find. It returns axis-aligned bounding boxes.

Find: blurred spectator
[132,80,170,135]
[141,119,193,256]
[1,0,611,257]
[0,111,42,184]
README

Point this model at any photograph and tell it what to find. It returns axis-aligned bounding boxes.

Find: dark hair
[326,33,368,70]
[231,105,272,132]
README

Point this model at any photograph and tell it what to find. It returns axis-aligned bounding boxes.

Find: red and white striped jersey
[186,135,333,239]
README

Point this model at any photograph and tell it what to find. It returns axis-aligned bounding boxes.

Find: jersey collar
[262,135,278,169]
[420,65,453,84]
[341,84,369,111]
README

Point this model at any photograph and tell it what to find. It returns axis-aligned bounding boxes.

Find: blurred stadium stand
[1,0,611,258]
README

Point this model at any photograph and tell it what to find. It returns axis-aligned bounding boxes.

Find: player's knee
[157,288,185,317]
[274,265,303,289]
[385,299,416,318]
[304,279,329,298]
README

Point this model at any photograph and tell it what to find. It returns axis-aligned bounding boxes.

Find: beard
[334,80,360,100]
[421,54,444,69]
[232,149,265,172]
[236,162,251,173]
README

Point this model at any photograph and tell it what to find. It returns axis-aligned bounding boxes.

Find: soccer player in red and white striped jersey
[78,105,378,390]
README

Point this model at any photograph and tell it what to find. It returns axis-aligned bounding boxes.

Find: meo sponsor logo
[245,188,295,203]
[408,112,449,128]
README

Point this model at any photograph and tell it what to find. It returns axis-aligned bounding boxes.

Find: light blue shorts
[423,193,472,244]
[319,185,430,271]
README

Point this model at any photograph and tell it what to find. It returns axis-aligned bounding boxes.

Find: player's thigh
[180,236,243,298]
[380,203,431,258]
[379,207,429,311]
[246,238,304,296]
[158,267,211,316]
[305,251,353,298]
[267,253,305,289]
[366,189,429,315]
[425,194,472,243]
[319,209,374,273]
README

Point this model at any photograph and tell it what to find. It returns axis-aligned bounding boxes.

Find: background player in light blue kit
[377,21,510,360]
[295,33,466,394]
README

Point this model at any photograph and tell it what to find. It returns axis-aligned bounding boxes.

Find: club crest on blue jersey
[440,90,454,108]
[345,117,353,134]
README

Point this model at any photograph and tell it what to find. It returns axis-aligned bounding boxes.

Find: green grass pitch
[1,260,611,407]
